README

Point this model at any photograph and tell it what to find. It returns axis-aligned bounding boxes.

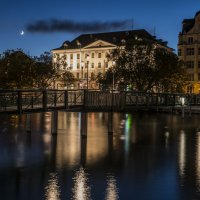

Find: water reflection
[72,167,91,200]
[2,113,200,199]
[105,175,119,200]
[178,130,186,178]
[196,132,200,191]
[45,173,60,200]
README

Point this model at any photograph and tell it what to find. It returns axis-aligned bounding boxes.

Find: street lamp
[86,54,90,90]
[81,61,84,79]
[112,61,116,90]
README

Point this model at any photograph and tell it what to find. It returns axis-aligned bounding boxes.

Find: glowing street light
[112,61,116,90]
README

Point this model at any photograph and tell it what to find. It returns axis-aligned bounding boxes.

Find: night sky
[0,0,199,56]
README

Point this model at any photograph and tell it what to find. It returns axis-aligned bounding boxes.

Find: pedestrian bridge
[0,89,199,114]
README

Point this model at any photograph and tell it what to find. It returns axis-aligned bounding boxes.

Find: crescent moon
[20,30,24,36]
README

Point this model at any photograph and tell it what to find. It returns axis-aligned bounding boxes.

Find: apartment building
[178,11,200,93]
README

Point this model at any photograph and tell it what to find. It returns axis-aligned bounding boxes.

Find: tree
[60,71,76,89]
[0,50,35,89]
[0,50,60,89]
[96,69,115,90]
[108,38,186,92]
[32,52,59,88]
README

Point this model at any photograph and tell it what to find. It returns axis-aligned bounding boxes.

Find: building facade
[52,29,171,89]
[178,11,200,93]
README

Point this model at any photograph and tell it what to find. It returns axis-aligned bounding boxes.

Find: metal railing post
[64,90,68,109]
[42,90,47,111]
[17,91,22,115]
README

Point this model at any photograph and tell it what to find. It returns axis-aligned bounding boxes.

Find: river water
[0,112,200,200]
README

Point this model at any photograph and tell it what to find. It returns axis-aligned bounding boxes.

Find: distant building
[52,29,171,89]
[178,11,200,93]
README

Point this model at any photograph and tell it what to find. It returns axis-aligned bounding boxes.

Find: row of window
[70,52,104,59]
[68,62,109,69]
[178,48,200,56]
[180,37,197,45]
[187,73,200,81]
[76,72,95,79]
[185,61,200,69]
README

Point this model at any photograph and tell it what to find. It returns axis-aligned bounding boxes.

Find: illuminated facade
[178,11,200,93]
[52,29,171,89]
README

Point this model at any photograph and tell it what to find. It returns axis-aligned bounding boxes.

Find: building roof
[52,29,170,51]
[181,11,200,33]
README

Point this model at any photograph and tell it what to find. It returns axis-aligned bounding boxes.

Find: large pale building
[52,29,170,89]
[178,11,200,93]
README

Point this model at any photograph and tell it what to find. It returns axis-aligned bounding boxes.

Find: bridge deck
[0,89,200,114]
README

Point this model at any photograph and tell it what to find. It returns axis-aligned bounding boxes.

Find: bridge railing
[0,89,85,113]
[1,89,200,113]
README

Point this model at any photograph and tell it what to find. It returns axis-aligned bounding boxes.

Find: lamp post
[86,54,90,90]
[81,61,84,79]
[112,61,116,90]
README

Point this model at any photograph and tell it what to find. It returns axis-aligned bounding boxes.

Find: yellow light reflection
[105,175,119,200]
[196,132,200,191]
[72,167,91,200]
[178,130,186,178]
[45,173,60,200]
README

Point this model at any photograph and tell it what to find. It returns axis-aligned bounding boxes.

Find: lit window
[98,62,101,68]
[187,74,194,81]
[186,61,194,69]
[186,48,194,55]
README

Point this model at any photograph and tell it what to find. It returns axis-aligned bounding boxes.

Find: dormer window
[63,43,68,48]
[121,39,126,44]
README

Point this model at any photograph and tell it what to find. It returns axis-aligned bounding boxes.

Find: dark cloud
[26,19,132,33]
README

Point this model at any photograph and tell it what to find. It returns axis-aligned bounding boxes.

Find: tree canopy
[101,38,186,92]
[0,50,75,89]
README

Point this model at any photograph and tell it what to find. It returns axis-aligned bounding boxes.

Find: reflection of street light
[180,96,185,118]
[86,54,90,90]
[112,61,116,90]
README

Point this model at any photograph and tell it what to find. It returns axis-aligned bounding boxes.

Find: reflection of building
[178,11,200,93]
[52,30,171,89]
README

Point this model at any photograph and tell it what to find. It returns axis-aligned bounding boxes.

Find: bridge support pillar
[108,112,113,134]
[81,112,87,138]
[51,111,58,135]
[26,114,31,133]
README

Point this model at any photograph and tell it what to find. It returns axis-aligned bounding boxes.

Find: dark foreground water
[0,112,200,200]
